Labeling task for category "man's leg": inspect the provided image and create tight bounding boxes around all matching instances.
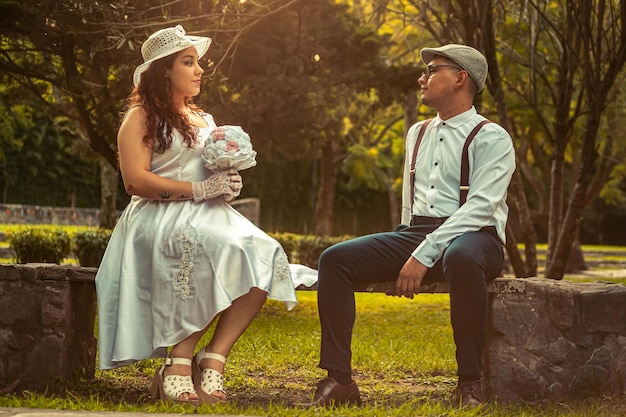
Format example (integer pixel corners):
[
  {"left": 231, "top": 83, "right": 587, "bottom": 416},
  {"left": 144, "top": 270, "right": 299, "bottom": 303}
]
[
  {"left": 307, "top": 223, "right": 438, "bottom": 407},
  {"left": 442, "top": 228, "right": 503, "bottom": 406}
]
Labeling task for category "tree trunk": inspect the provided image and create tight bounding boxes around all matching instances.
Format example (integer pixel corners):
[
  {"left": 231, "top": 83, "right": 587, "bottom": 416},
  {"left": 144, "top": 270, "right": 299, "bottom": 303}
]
[
  {"left": 566, "top": 238, "right": 587, "bottom": 273},
  {"left": 388, "top": 89, "right": 419, "bottom": 228},
  {"left": 509, "top": 170, "right": 538, "bottom": 276},
  {"left": 545, "top": 116, "right": 600, "bottom": 279},
  {"left": 545, "top": 146, "right": 565, "bottom": 272},
  {"left": 314, "top": 140, "right": 341, "bottom": 236},
  {"left": 99, "top": 158, "right": 118, "bottom": 230},
  {"left": 386, "top": 166, "right": 400, "bottom": 229},
  {"left": 482, "top": 2, "right": 537, "bottom": 277},
  {"left": 543, "top": 3, "right": 576, "bottom": 271},
  {"left": 504, "top": 223, "right": 525, "bottom": 277}
]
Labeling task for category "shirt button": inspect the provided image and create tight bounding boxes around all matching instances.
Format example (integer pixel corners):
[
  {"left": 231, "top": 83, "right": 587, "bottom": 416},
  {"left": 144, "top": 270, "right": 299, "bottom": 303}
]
[
  {"left": 430, "top": 205, "right": 434, "bottom": 208},
  {"left": 440, "top": 138, "right": 443, "bottom": 141},
  {"left": 434, "top": 162, "right": 438, "bottom": 166},
  {"left": 430, "top": 185, "right": 434, "bottom": 189}
]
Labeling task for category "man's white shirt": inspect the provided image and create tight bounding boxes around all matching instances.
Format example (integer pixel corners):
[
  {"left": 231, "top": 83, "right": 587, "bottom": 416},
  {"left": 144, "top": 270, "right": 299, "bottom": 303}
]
[{"left": 401, "top": 106, "right": 516, "bottom": 267}]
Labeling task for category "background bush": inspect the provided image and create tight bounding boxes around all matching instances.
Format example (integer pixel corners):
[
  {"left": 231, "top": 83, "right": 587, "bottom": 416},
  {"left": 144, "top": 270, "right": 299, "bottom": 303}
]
[
  {"left": 72, "top": 228, "right": 112, "bottom": 267},
  {"left": 270, "top": 232, "right": 352, "bottom": 269},
  {"left": 8, "top": 226, "right": 71, "bottom": 264},
  {"left": 4, "top": 226, "right": 348, "bottom": 269}
]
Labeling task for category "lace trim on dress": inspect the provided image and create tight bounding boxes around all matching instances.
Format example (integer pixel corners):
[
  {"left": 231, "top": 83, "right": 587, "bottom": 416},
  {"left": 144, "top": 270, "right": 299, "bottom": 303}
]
[
  {"left": 172, "top": 230, "right": 196, "bottom": 299},
  {"left": 273, "top": 250, "right": 291, "bottom": 282}
]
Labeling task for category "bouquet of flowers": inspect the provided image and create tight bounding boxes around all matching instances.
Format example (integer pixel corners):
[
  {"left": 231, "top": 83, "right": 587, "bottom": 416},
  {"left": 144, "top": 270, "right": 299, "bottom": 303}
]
[{"left": 202, "top": 125, "right": 257, "bottom": 171}]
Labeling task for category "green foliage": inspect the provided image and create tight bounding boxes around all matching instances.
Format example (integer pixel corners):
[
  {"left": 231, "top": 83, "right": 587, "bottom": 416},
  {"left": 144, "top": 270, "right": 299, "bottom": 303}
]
[
  {"left": 342, "top": 143, "right": 391, "bottom": 190},
  {"left": 7, "top": 226, "right": 70, "bottom": 264},
  {"left": 270, "top": 232, "right": 352, "bottom": 269},
  {"left": 0, "top": 93, "right": 102, "bottom": 207},
  {"left": 205, "top": 0, "right": 392, "bottom": 235},
  {"left": 71, "top": 228, "right": 112, "bottom": 267}
]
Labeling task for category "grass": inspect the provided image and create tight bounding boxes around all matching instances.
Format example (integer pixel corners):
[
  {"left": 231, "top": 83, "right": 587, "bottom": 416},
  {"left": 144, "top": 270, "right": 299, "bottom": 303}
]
[
  {"left": 1, "top": 292, "right": 625, "bottom": 416},
  {"left": 0, "top": 224, "right": 95, "bottom": 235},
  {"left": 0, "top": 225, "right": 625, "bottom": 415}
]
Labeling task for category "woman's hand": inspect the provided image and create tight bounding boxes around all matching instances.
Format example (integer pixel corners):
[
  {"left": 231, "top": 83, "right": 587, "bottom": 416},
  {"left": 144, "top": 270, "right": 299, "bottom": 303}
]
[{"left": 192, "top": 169, "right": 242, "bottom": 201}]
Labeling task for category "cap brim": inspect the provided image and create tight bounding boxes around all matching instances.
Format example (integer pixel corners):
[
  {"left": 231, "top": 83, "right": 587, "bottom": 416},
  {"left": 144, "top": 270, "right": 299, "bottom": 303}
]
[
  {"left": 133, "top": 37, "right": 212, "bottom": 87},
  {"left": 420, "top": 48, "right": 456, "bottom": 66}
]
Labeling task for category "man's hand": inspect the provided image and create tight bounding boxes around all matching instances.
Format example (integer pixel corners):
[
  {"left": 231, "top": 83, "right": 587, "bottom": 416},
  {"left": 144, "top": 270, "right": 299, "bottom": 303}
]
[{"left": 394, "top": 256, "right": 428, "bottom": 299}]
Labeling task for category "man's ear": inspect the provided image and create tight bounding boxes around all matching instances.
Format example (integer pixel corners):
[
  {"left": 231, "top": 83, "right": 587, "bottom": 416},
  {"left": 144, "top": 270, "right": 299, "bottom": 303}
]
[{"left": 457, "top": 70, "right": 469, "bottom": 87}]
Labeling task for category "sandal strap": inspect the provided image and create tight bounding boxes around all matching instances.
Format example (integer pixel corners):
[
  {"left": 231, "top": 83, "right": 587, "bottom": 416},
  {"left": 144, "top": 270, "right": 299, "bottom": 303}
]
[
  {"left": 196, "top": 351, "right": 226, "bottom": 364},
  {"left": 159, "top": 356, "right": 197, "bottom": 402},
  {"left": 162, "top": 356, "right": 193, "bottom": 371},
  {"left": 169, "top": 357, "right": 193, "bottom": 366}
]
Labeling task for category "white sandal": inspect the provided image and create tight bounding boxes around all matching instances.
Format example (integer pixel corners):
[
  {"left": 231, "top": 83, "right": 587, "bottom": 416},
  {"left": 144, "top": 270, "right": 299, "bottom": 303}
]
[
  {"left": 192, "top": 351, "right": 227, "bottom": 403},
  {"left": 150, "top": 357, "right": 199, "bottom": 404}
]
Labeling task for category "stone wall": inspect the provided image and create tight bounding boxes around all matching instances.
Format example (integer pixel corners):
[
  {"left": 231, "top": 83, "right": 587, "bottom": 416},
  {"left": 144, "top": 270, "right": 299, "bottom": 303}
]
[
  {"left": 0, "top": 204, "right": 101, "bottom": 226},
  {"left": 0, "top": 264, "right": 97, "bottom": 393},
  {"left": 0, "top": 265, "right": 624, "bottom": 402},
  {"left": 0, "top": 199, "right": 260, "bottom": 227},
  {"left": 486, "top": 277, "right": 626, "bottom": 402}
]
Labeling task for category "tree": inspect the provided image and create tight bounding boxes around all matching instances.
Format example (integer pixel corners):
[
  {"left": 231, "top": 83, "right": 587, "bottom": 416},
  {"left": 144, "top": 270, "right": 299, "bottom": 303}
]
[
  {"left": 346, "top": 0, "right": 537, "bottom": 277},
  {"left": 490, "top": 0, "right": 626, "bottom": 279},
  {"left": 536, "top": 0, "right": 626, "bottom": 279},
  {"left": 349, "top": 0, "right": 626, "bottom": 279},
  {"left": 204, "top": 0, "right": 388, "bottom": 235},
  {"left": 0, "top": 93, "right": 100, "bottom": 206},
  {"left": 0, "top": 0, "right": 303, "bottom": 227}
]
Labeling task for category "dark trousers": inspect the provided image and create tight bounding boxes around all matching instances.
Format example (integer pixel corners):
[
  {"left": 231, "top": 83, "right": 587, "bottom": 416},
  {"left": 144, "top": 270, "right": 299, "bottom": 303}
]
[{"left": 317, "top": 217, "right": 504, "bottom": 382}]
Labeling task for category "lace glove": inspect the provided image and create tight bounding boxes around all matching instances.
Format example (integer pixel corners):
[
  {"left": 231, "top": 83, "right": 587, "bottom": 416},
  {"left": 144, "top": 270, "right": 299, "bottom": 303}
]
[{"left": 191, "top": 169, "right": 243, "bottom": 202}]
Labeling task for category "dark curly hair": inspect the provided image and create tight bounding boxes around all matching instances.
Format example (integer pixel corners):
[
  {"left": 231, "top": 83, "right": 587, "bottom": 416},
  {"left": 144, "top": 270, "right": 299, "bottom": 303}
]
[{"left": 124, "top": 52, "right": 203, "bottom": 153}]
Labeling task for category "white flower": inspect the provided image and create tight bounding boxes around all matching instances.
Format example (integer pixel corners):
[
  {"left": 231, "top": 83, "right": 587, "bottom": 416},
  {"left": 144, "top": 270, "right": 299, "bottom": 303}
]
[{"left": 202, "top": 125, "right": 257, "bottom": 171}]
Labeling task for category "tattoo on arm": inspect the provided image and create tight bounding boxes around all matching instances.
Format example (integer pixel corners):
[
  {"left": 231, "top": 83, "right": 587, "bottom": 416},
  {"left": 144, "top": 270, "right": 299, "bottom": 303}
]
[
  {"left": 159, "top": 191, "right": 173, "bottom": 200},
  {"left": 177, "top": 194, "right": 191, "bottom": 200}
]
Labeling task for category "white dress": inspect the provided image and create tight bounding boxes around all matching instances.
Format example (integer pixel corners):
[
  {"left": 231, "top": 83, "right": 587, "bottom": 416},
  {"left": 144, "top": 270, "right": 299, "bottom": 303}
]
[{"left": 96, "top": 114, "right": 303, "bottom": 370}]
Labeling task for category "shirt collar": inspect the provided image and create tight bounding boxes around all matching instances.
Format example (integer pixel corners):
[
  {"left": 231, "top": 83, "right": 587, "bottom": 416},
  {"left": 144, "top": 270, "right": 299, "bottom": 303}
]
[{"left": 432, "top": 106, "right": 477, "bottom": 129}]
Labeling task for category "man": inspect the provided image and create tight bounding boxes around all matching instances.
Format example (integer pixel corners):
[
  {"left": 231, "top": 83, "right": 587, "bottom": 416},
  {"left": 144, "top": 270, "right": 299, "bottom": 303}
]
[{"left": 301, "top": 44, "right": 515, "bottom": 408}]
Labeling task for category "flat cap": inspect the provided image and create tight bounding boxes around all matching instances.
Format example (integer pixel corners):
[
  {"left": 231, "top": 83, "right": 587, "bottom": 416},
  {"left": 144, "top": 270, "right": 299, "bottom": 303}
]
[{"left": 420, "top": 44, "right": 488, "bottom": 92}]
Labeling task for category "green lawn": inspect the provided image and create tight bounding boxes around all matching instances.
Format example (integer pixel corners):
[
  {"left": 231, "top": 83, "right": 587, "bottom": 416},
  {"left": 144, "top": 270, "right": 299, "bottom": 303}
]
[
  {"left": 1, "top": 292, "right": 624, "bottom": 416},
  {"left": 1, "top": 225, "right": 625, "bottom": 415}
]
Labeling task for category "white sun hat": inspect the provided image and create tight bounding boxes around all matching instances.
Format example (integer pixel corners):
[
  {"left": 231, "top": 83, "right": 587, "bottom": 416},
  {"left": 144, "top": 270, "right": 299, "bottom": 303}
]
[{"left": 133, "top": 25, "right": 212, "bottom": 87}]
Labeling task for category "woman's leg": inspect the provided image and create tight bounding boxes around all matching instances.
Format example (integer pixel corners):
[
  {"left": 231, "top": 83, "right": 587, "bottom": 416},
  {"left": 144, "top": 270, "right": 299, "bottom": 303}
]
[
  {"left": 160, "top": 330, "right": 205, "bottom": 401},
  {"left": 196, "top": 287, "right": 268, "bottom": 399},
  {"left": 162, "top": 287, "right": 266, "bottom": 400}
]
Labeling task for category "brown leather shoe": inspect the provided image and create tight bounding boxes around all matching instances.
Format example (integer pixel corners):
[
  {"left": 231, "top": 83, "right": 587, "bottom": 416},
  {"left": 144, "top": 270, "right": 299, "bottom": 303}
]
[
  {"left": 453, "top": 380, "right": 484, "bottom": 407},
  {"left": 297, "top": 377, "right": 362, "bottom": 408}
]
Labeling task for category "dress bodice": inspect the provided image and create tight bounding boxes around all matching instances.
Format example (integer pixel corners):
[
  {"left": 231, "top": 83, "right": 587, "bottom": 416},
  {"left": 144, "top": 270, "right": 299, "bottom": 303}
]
[{"left": 150, "top": 114, "right": 217, "bottom": 183}]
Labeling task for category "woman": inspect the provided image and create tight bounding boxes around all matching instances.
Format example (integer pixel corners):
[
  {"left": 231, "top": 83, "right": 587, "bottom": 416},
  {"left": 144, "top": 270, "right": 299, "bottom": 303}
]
[{"left": 96, "top": 25, "right": 300, "bottom": 405}]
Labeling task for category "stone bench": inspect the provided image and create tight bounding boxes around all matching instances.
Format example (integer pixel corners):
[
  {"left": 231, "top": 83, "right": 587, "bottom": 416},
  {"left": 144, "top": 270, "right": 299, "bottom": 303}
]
[{"left": 0, "top": 263, "right": 624, "bottom": 403}]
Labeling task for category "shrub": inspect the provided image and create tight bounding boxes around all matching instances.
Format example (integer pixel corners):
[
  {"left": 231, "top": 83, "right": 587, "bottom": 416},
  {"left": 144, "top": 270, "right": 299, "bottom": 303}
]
[
  {"left": 8, "top": 226, "right": 71, "bottom": 264},
  {"left": 72, "top": 228, "right": 112, "bottom": 267},
  {"left": 270, "top": 232, "right": 352, "bottom": 269}
]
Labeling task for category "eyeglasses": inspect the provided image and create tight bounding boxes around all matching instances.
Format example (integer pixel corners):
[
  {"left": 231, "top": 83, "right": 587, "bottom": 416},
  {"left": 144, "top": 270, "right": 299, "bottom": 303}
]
[{"left": 421, "top": 64, "right": 463, "bottom": 79}]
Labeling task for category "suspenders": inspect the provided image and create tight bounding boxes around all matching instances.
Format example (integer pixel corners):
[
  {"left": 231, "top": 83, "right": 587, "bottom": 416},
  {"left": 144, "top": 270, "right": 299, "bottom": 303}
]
[{"left": 409, "top": 119, "right": 491, "bottom": 214}]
